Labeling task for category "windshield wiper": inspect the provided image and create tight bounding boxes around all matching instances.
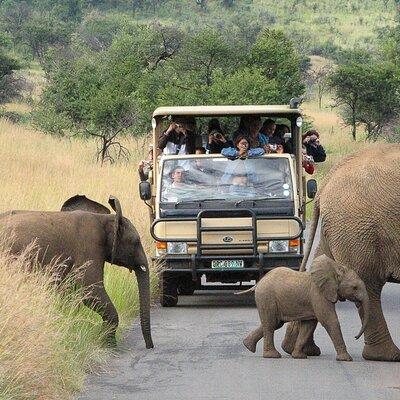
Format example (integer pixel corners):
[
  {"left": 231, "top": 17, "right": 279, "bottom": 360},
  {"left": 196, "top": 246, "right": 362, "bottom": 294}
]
[
  {"left": 172, "top": 198, "right": 225, "bottom": 207},
  {"left": 235, "top": 196, "right": 289, "bottom": 206}
]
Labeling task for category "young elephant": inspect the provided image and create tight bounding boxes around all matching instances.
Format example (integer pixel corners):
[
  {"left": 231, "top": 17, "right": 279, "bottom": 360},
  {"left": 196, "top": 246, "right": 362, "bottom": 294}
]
[{"left": 240, "top": 255, "right": 369, "bottom": 361}]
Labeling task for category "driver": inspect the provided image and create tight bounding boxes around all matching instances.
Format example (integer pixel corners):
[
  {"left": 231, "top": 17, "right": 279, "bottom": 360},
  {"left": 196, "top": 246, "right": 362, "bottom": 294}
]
[
  {"left": 162, "top": 166, "right": 189, "bottom": 202},
  {"left": 229, "top": 174, "right": 255, "bottom": 197}
]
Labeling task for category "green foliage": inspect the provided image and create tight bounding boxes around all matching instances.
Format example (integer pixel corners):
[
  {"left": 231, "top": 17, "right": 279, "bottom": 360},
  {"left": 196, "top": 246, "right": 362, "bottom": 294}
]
[
  {"left": 329, "top": 61, "right": 400, "bottom": 141},
  {"left": 20, "top": 12, "right": 73, "bottom": 62},
  {"left": 172, "top": 29, "right": 234, "bottom": 87},
  {"left": 1, "top": 0, "right": 394, "bottom": 63},
  {"left": 379, "top": 23, "right": 400, "bottom": 66},
  {"left": 0, "top": 45, "right": 21, "bottom": 103},
  {"left": 209, "top": 67, "right": 279, "bottom": 105},
  {"left": 35, "top": 23, "right": 306, "bottom": 157},
  {"left": 250, "top": 28, "right": 305, "bottom": 102}
]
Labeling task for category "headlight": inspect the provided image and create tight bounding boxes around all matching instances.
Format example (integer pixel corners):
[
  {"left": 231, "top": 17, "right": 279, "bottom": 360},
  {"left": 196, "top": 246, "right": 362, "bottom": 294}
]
[
  {"left": 167, "top": 242, "right": 188, "bottom": 254},
  {"left": 269, "top": 240, "right": 289, "bottom": 253}
]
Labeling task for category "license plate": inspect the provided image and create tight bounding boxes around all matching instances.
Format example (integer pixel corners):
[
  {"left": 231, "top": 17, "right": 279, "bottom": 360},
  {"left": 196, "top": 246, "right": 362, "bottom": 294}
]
[{"left": 211, "top": 260, "right": 244, "bottom": 269}]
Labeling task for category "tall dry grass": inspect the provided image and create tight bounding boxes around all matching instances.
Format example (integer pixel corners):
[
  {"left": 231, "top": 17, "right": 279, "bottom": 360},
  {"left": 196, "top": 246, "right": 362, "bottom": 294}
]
[
  {"left": 0, "top": 241, "right": 109, "bottom": 400},
  {"left": 0, "top": 118, "right": 155, "bottom": 398}
]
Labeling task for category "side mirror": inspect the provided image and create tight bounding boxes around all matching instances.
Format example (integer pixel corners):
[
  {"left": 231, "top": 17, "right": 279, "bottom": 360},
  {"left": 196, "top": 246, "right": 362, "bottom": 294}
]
[
  {"left": 307, "top": 179, "right": 317, "bottom": 199},
  {"left": 139, "top": 181, "right": 151, "bottom": 201}
]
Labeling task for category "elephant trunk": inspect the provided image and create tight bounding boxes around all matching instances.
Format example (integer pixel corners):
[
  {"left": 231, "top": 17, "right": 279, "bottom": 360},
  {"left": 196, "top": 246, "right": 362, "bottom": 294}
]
[
  {"left": 354, "top": 294, "right": 370, "bottom": 340},
  {"left": 134, "top": 267, "right": 154, "bottom": 349}
]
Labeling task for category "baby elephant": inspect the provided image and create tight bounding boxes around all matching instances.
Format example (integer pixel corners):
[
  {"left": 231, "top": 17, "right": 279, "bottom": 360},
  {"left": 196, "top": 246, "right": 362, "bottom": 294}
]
[{"left": 239, "top": 255, "right": 369, "bottom": 361}]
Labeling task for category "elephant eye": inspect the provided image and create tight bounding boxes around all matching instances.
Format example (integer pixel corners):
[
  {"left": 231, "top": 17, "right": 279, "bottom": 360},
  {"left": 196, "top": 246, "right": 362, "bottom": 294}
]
[{"left": 352, "top": 285, "right": 358, "bottom": 290}]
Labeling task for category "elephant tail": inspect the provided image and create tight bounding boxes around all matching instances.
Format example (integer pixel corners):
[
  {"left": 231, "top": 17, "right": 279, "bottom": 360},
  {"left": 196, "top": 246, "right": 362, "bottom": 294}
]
[
  {"left": 234, "top": 286, "right": 256, "bottom": 295},
  {"left": 300, "top": 195, "right": 320, "bottom": 272}
]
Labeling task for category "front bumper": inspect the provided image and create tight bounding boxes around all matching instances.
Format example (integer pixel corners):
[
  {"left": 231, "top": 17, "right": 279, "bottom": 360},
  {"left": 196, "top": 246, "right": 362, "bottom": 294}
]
[{"left": 152, "top": 253, "right": 303, "bottom": 280}]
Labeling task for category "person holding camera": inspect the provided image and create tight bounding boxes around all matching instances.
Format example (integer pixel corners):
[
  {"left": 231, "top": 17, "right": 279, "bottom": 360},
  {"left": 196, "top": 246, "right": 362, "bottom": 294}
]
[
  {"left": 206, "top": 118, "right": 233, "bottom": 153},
  {"left": 157, "top": 116, "right": 201, "bottom": 155},
  {"left": 302, "top": 130, "right": 326, "bottom": 163},
  {"left": 221, "top": 135, "right": 265, "bottom": 159}
]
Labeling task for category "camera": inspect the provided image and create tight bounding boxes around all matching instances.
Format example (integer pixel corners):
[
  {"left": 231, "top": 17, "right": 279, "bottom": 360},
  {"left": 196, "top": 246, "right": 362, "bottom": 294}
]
[
  {"left": 268, "top": 144, "right": 278, "bottom": 153},
  {"left": 303, "top": 154, "right": 314, "bottom": 163},
  {"left": 212, "top": 132, "right": 223, "bottom": 140}
]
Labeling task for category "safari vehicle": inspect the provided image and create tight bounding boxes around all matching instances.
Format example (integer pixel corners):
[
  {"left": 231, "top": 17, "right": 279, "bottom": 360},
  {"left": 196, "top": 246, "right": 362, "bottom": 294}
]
[{"left": 139, "top": 101, "right": 317, "bottom": 306}]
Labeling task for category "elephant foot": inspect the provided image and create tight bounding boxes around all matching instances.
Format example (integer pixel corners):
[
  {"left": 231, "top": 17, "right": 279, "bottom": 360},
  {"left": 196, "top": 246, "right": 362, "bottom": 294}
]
[
  {"left": 303, "top": 341, "right": 321, "bottom": 356},
  {"left": 292, "top": 351, "right": 307, "bottom": 359},
  {"left": 362, "top": 342, "right": 400, "bottom": 362},
  {"left": 336, "top": 352, "right": 352, "bottom": 362},
  {"left": 243, "top": 337, "right": 257, "bottom": 353},
  {"left": 263, "top": 350, "right": 282, "bottom": 358}
]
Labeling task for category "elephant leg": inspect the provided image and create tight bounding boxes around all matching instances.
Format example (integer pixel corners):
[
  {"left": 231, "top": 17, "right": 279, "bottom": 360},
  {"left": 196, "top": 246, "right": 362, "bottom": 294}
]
[
  {"left": 243, "top": 325, "right": 263, "bottom": 353},
  {"left": 281, "top": 321, "right": 299, "bottom": 354},
  {"left": 262, "top": 325, "right": 281, "bottom": 358},
  {"left": 360, "top": 282, "right": 400, "bottom": 361},
  {"left": 318, "top": 310, "right": 352, "bottom": 361},
  {"left": 292, "top": 319, "right": 318, "bottom": 359},
  {"left": 83, "top": 282, "right": 119, "bottom": 346},
  {"left": 282, "top": 319, "right": 320, "bottom": 357}
]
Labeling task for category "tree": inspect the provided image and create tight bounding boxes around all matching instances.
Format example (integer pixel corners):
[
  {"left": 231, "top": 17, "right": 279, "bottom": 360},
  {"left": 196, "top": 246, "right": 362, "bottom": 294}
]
[
  {"left": 19, "top": 12, "right": 72, "bottom": 63},
  {"left": 0, "top": 46, "right": 21, "bottom": 103},
  {"left": 329, "top": 62, "right": 400, "bottom": 141},
  {"left": 36, "top": 25, "right": 181, "bottom": 162},
  {"left": 250, "top": 29, "right": 305, "bottom": 103},
  {"left": 209, "top": 67, "right": 279, "bottom": 105},
  {"left": 354, "top": 64, "right": 400, "bottom": 140},
  {"left": 172, "top": 29, "right": 233, "bottom": 87},
  {"left": 307, "top": 64, "right": 331, "bottom": 109}
]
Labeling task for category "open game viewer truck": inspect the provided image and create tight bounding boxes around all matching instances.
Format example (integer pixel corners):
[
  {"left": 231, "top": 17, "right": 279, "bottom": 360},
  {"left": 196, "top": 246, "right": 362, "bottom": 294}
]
[{"left": 139, "top": 102, "right": 317, "bottom": 306}]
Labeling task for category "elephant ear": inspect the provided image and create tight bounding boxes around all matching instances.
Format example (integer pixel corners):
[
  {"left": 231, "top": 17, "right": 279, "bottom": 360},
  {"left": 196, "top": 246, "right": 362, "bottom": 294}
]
[
  {"left": 310, "top": 255, "right": 339, "bottom": 303},
  {"left": 61, "top": 195, "right": 110, "bottom": 214},
  {"left": 108, "top": 196, "right": 123, "bottom": 264}
]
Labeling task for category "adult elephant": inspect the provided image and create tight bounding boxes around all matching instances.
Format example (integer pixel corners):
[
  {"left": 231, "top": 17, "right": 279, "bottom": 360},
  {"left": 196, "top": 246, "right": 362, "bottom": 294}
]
[
  {"left": 0, "top": 195, "right": 154, "bottom": 349},
  {"left": 283, "top": 144, "right": 400, "bottom": 361}
]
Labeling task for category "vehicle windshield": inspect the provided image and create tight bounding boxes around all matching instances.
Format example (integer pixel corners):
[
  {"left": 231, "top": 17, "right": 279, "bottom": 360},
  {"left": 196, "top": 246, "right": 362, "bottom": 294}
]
[{"left": 160, "top": 156, "right": 293, "bottom": 203}]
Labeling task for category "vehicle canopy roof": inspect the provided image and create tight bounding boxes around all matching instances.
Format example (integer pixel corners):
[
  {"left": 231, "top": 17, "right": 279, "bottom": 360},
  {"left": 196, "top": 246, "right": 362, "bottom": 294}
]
[{"left": 152, "top": 105, "right": 302, "bottom": 119}]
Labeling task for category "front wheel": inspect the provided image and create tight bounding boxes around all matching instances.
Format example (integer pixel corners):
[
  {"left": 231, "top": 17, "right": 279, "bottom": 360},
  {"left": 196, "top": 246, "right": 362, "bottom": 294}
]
[
  {"left": 178, "top": 278, "right": 196, "bottom": 296},
  {"left": 159, "top": 273, "right": 178, "bottom": 307}
]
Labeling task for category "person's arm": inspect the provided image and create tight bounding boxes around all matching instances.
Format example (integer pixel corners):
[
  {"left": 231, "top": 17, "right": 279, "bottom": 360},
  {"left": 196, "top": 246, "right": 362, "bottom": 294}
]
[
  {"left": 157, "top": 131, "right": 169, "bottom": 150},
  {"left": 158, "top": 123, "right": 176, "bottom": 150},
  {"left": 221, "top": 147, "right": 239, "bottom": 158},
  {"left": 138, "top": 161, "right": 149, "bottom": 182},
  {"left": 248, "top": 147, "right": 265, "bottom": 157}
]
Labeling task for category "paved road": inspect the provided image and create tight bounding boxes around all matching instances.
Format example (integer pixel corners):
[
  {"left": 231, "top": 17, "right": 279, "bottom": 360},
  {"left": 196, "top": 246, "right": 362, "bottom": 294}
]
[{"left": 79, "top": 230, "right": 400, "bottom": 400}]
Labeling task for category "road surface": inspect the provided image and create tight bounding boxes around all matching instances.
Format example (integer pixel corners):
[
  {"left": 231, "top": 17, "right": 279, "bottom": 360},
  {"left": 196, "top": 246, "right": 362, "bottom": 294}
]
[{"left": 79, "top": 229, "right": 400, "bottom": 400}]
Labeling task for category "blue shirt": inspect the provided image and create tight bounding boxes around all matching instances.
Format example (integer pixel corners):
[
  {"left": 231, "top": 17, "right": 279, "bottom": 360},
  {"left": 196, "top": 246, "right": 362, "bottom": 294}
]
[
  {"left": 221, "top": 147, "right": 265, "bottom": 158},
  {"left": 257, "top": 133, "right": 269, "bottom": 146}
]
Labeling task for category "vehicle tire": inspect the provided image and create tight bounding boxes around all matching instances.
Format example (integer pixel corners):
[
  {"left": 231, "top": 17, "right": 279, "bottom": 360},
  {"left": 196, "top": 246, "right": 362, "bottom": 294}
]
[
  {"left": 159, "top": 273, "right": 178, "bottom": 307},
  {"left": 178, "top": 281, "right": 196, "bottom": 296}
]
